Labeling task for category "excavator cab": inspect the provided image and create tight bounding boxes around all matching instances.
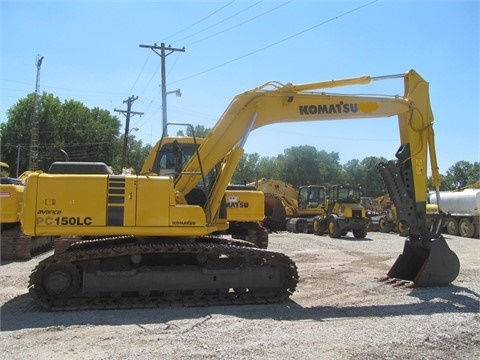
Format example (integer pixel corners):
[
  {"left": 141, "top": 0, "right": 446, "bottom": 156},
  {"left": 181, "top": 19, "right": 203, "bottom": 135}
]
[
  {"left": 298, "top": 185, "right": 326, "bottom": 212},
  {"left": 143, "top": 125, "right": 212, "bottom": 207},
  {"left": 150, "top": 139, "right": 197, "bottom": 178}
]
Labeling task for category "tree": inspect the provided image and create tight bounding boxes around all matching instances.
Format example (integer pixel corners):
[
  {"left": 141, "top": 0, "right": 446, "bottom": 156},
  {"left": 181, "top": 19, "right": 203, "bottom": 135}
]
[
  {"left": 278, "top": 146, "right": 315, "bottom": 187},
  {"left": 360, "top": 156, "right": 388, "bottom": 196},
  {"left": 255, "top": 156, "right": 280, "bottom": 180},
  {"left": 314, "top": 150, "right": 343, "bottom": 184},
  {"left": 231, "top": 152, "right": 260, "bottom": 184},
  {"left": 54, "top": 101, "right": 120, "bottom": 166},
  {"left": 119, "top": 137, "right": 152, "bottom": 174},
  {"left": 2, "top": 92, "right": 475, "bottom": 193},
  {"left": 0, "top": 93, "right": 121, "bottom": 173},
  {"left": 443, "top": 161, "right": 480, "bottom": 190},
  {"left": 342, "top": 156, "right": 389, "bottom": 196},
  {"left": 278, "top": 145, "right": 342, "bottom": 188},
  {"left": 428, "top": 173, "right": 450, "bottom": 191},
  {"left": 342, "top": 159, "right": 362, "bottom": 185},
  {"left": 1, "top": 92, "right": 63, "bottom": 173},
  {"left": 176, "top": 124, "right": 210, "bottom": 138}
]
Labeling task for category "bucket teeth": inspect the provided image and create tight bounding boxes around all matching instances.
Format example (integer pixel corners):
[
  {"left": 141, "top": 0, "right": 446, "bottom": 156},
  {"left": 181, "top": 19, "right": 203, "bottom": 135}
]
[
  {"left": 391, "top": 279, "right": 413, "bottom": 288},
  {"left": 377, "top": 276, "right": 414, "bottom": 288}
]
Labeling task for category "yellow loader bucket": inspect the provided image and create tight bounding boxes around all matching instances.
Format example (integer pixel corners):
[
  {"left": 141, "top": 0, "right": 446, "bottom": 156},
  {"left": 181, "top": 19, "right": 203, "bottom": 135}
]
[{"left": 387, "top": 235, "right": 460, "bottom": 287}]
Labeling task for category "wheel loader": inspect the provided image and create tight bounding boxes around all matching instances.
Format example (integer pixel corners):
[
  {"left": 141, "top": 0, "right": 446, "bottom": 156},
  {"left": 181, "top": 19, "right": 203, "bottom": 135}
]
[
  {"left": 21, "top": 69, "right": 460, "bottom": 310},
  {"left": 289, "top": 184, "right": 369, "bottom": 238},
  {"left": 323, "top": 184, "right": 369, "bottom": 238},
  {"left": 245, "top": 179, "right": 330, "bottom": 234},
  {"left": 250, "top": 180, "right": 368, "bottom": 238},
  {"left": 360, "top": 196, "right": 382, "bottom": 231},
  {"left": 285, "top": 184, "right": 328, "bottom": 234},
  {"left": 376, "top": 194, "right": 441, "bottom": 237}
]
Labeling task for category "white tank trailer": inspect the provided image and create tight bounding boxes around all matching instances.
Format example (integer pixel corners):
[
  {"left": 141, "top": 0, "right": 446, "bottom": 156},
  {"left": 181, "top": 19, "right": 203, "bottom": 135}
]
[{"left": 429, "top": 189, "right": 480, "bottom": 238}]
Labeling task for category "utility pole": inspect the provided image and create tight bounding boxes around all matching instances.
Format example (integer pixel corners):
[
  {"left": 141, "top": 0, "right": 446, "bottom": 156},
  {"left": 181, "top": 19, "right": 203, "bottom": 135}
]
[
  {"left": 114, "top": 96, "right": 143, "bottom": 170},
  {"left": 139, "top": 43, "right": 185, "bottom": 135},
  {"left": 29, "top": 54, "right": 44, "bottom": 171},
  {"left": 16, "top": 145, "right": 21, "bottom": 178}
]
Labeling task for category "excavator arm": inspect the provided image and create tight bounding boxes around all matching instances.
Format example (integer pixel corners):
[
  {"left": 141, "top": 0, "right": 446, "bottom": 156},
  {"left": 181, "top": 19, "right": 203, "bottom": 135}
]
[{"left": 176, "top": 69, "right": 459, "bottom": 286}]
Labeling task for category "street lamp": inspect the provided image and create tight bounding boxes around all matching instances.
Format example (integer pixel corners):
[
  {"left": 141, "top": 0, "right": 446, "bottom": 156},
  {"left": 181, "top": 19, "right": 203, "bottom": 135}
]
[
  {"left": 163, "top": 89, "right": 182, "bottom": 135},
  {"left": 166, "top": 89, "right": 182, "bottom": 97}
]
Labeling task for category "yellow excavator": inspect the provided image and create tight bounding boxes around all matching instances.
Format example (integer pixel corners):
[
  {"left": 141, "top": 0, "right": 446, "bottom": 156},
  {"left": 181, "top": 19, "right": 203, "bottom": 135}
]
[
  {"left": 0, "top": 162, "right": 54, "bottom": 259},
  {"left": 22, "top": 69, "right": 460, "bottom": 310},
  {"left": 247, "top": 178, "right": 300, "bottom": 231}
]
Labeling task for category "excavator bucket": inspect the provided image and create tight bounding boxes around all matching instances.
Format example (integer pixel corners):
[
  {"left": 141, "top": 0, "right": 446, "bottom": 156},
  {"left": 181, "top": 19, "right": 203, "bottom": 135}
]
[{"left": 387, "top": 236, "right": 460, "bottom": 287}]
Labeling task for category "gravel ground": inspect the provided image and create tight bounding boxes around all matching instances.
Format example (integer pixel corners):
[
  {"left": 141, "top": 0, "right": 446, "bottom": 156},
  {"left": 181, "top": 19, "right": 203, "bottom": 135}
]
[{"left": 0, "top": 231, "right": 479, "bottom": 360}]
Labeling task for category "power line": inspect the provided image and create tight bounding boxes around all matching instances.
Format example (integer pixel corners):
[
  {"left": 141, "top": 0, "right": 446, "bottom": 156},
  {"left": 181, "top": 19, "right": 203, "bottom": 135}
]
[
  {"left": 2, "top": 1, "right": 288, "bottom": 123},
  {"left": 170, "top": 0, "right": 379, "bottom": 84},
  {"left": 130, "top": 0, "right": 373, "bottom": 135},
  {"left": 1, "top": 78, "right": 126, "bottom": 97},
  {"left": 4, "top": 141, "right": 118, "bottom": 149},
  {"left": 185, "top": 1, "right": 292, "bottom": 47},
  {"left": 173, "top": 0, "right": 265, "bottom": 45},
  {"left": 128, "top": 51, "right": 152, "bottom": 95},
  {"left": 159, "top": 0, "right": 237, "bottom": 43},
  {"left": 132, "top": 0, "right": 378, "bottom": 142}
]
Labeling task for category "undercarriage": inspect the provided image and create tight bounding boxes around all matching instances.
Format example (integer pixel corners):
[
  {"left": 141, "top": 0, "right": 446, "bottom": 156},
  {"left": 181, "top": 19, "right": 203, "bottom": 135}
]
[
  {"left": 28, "top": 236, "right": 298, "bottom": 311},
  {"left": 226, "top": 221, "right": 269, "bottom": 249}
]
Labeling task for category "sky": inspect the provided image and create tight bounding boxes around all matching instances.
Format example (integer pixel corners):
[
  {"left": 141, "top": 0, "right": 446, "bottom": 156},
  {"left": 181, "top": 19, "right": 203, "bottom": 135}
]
[{"left": 1, "top": 0, "right": 479, "bottom": 175}]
